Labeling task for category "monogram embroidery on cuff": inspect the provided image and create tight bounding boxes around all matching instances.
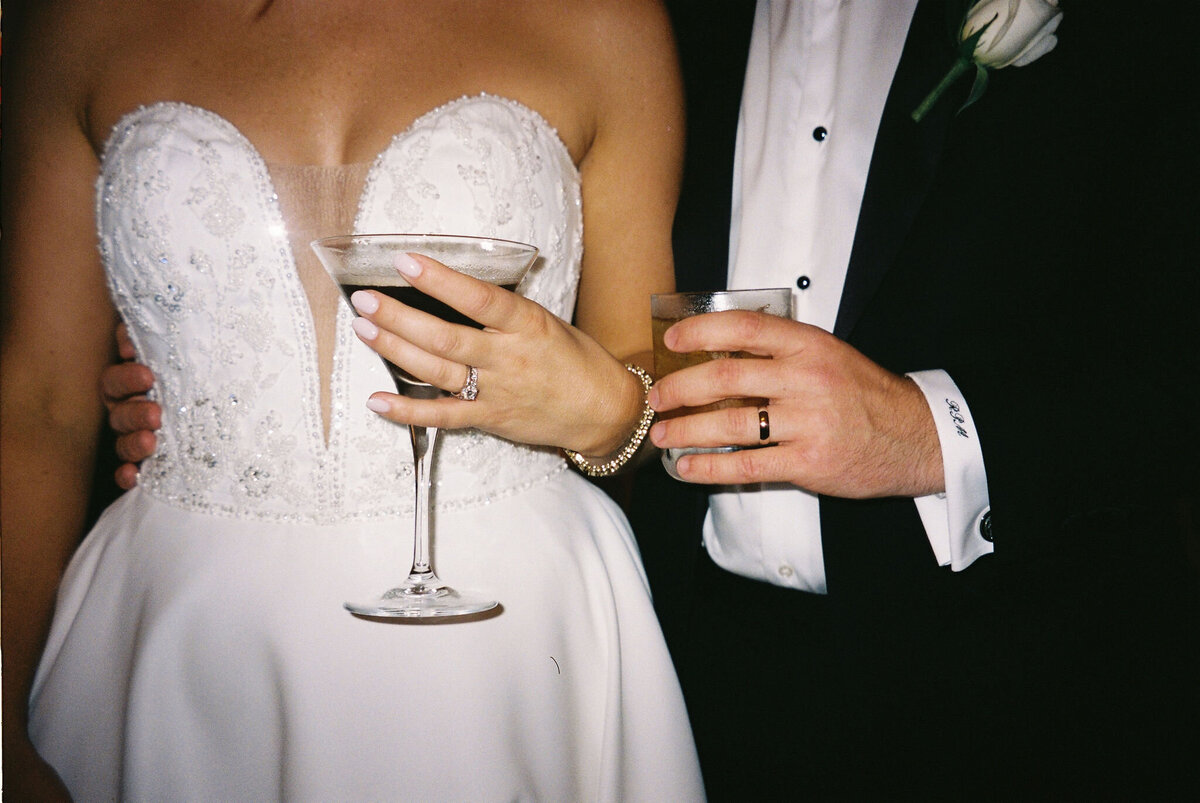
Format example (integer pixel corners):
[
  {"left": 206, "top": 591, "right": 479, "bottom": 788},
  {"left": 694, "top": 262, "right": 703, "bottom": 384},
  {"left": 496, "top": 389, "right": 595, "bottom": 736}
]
[{"left": 945, "top": 398, "right": 970, "bottom": 438}]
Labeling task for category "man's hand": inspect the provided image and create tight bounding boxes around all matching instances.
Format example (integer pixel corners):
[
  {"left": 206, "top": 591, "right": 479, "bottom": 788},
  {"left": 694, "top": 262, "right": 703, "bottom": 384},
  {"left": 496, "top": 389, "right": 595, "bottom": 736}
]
[
  {"left": 647, "top": 310, "right": 944, "bottom": 499},
  {"left": 101, "top": 323, "right": 160, "bottom": 489}
]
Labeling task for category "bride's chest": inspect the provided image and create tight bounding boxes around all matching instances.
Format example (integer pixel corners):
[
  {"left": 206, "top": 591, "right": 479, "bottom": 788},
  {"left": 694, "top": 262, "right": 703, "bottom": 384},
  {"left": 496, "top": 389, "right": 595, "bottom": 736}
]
[
  {"left": 84, "top": 7, "right": 593, "bottom": 166},
  {"left": 98, "top": 98, "right": 583, "bottom": 332},
  {"left": 97, "top": 100, "right": 581, "bottom": 522}
]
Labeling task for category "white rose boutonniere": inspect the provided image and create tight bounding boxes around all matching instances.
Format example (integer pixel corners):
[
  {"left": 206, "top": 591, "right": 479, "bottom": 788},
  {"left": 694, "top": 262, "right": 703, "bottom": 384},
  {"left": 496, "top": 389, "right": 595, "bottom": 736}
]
[{"left": 912, "top": 0, "right": 1063, "bottom": 122}]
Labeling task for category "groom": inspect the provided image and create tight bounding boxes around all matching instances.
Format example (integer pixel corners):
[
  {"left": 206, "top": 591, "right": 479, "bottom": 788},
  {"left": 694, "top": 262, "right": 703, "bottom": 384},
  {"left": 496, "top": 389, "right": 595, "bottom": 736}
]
[{"left": 635, "top": 0, "right": 1199, "bottom": 799}]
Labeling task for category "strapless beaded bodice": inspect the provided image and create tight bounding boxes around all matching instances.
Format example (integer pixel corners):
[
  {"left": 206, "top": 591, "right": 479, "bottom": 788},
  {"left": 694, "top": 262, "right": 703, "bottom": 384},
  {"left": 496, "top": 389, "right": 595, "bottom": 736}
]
[{"left": 97, "top": 97, "right": 582, "bottom": 523}]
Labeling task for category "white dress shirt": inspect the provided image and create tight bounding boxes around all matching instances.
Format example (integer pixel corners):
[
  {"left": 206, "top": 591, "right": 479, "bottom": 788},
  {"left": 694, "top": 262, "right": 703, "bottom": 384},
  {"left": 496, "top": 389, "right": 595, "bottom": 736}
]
[{"left": 704, "top": 0, "right": 994, "bottom": 593}]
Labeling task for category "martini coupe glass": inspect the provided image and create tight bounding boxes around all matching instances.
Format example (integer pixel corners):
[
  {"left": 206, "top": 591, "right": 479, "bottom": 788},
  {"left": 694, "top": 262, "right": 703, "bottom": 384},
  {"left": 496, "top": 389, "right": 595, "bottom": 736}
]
[{"left": 311, "top": 233, "right": 538, "bottom": 618}]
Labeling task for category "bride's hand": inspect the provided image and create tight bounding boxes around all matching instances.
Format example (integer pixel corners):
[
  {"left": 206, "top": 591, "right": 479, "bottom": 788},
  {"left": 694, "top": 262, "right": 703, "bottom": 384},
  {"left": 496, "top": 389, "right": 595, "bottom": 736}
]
[{"left": 348, "top": 253, "right": 646, "bottom": 457}]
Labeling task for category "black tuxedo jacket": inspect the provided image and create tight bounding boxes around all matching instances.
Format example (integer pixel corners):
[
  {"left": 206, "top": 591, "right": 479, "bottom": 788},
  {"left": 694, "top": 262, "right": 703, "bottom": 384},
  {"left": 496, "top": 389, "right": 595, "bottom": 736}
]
[{"left": 647, "top": 0, "right": 1199, "bottom": 793}]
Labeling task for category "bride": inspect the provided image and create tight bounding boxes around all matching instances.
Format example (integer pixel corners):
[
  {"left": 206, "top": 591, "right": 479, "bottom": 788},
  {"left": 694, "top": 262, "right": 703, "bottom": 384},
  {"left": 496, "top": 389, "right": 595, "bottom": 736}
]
[{"left": 0, "top": 1, "right": 703, "bottom": 800}]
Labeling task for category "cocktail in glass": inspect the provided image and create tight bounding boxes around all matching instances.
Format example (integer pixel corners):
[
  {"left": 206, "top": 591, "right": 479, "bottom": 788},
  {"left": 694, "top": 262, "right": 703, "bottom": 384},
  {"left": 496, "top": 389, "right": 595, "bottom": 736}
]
[
  {"left": 651, "top": 288, "right": 793, "bottom": 480},
  {"left": 312, "top": 233, "right": 538, "bottom": 618}
]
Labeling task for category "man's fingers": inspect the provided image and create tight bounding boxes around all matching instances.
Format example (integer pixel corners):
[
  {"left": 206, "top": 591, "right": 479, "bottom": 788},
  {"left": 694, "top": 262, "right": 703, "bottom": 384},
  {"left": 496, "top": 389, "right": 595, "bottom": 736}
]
[
  {"left": 666, "top": 309, "right": 808, "bottom": 356},
  {"left": 109, "top": 399, "right": 161, "bottom": 437},
  {"left": 114, "top": 462, "right": 141, "bottom": 491},
  {"left": 651, "top": 403, "right": 769, "bottom": 450},
  {"left": 114, "top": 430, "right": 157, "bottom": 464},
  {"left": 101, "top": 361, "right": 155, "bottom": 405},
  {"left": 115, "top": 322, "right": 137, "bottom": 360},
  {"left": 650, "top": 354, "right": 777, "bottom": 415},
  {"left": 673, "top": 441, "right": 788, "bottom": 486}
]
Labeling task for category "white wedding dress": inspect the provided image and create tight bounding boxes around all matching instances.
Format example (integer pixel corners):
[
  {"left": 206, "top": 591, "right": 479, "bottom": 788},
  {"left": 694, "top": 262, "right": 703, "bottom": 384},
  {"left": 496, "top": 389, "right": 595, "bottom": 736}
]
[{"left": 30, "top": 96, "right": 704, "bottom": 802}]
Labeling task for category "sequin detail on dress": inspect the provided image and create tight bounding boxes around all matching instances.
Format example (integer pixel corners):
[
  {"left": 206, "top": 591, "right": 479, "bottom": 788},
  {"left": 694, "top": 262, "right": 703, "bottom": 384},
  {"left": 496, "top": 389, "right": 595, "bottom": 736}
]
[{"left": 97, "top": 97, "right": 582, "bottom": 524}]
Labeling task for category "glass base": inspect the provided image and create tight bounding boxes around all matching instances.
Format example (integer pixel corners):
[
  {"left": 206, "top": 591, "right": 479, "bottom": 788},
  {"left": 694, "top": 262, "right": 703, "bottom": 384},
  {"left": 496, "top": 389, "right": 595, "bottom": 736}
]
[{"left": 344, "top": 580, "right": 498, "bottom": 619}]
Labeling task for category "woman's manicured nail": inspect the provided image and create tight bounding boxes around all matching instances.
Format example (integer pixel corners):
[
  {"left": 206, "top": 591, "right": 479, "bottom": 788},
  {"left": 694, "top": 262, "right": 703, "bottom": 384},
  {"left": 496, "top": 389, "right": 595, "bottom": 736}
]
[
  {"left": 352, "top": 317, "right": 379, "bottom": 341},
  {"left": 365, "top": 397, "right": 390, "bottom": 414},
  {"left": 395, "top": 253, "right": 423, "bottom": 278},
  {"left": 350, "top": 291, "right": 379, "bottom": 314}
]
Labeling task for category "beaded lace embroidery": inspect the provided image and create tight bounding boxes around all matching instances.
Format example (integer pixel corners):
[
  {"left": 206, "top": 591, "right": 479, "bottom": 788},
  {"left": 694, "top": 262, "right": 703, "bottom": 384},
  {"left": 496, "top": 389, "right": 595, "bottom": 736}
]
[{"left": 97, "top": 97, "right": 582, "bottom": 523}]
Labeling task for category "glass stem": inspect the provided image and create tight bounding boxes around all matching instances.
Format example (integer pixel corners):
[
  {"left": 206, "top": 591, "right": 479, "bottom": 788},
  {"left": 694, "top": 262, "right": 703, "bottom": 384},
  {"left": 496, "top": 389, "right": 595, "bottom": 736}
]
[{"left": 408, "top": 424, "right": 439, "bottom": 583}]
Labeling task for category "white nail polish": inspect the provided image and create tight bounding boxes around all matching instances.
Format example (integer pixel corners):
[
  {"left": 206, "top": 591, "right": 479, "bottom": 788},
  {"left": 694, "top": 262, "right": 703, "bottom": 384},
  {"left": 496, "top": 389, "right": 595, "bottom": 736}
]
[
  {"left": 350, "top": 291, "right": 379, "bottom": 314},
  {"left": 395, "top": 253, "right": 422, "bottom": 278},
  {"left": 366, "top": 397, "right": 390, "bottom": 414},
  {"left": 352, "top": 317, "right": 378, "bottom": 340}
]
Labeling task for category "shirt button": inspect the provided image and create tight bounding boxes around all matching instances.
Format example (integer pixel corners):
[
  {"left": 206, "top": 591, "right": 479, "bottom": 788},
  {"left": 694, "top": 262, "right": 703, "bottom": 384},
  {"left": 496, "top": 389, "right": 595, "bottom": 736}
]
[
  {"left": 979, "top": 511, "right": 994, "bottom": 542},
  {"left": 796, "top": 275, "right": 811, "bottom": 290},
  {"left": 778, "top": 565, "right": 794, "bottom": 578},
  {"left": 812, "top": 126, "right": 828, "bottom": 142}
]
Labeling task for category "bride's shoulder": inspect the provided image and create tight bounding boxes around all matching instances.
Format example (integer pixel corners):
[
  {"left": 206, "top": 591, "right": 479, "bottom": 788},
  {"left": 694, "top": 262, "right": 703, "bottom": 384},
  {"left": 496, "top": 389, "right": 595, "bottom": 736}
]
[
  {"left": 3, "top": 2, "right": 117, "bottom": 129},
  {"left": 554, "top": 0, "right": 673, "bottom": 27},
  {"left": 5, "top": 0, "right": 140, "bottom": 127},
  {"left": 6, "top": 0, "right": 127, "bottom": 67},
  {"left": 521, "top": 0, "right": 674, "bottom": 62},
  {"left": 533, "top": 0, "right": 679, "bottom": 101},
  {"left": 546, "top": 0, "right": 676, "bottom": 54}
]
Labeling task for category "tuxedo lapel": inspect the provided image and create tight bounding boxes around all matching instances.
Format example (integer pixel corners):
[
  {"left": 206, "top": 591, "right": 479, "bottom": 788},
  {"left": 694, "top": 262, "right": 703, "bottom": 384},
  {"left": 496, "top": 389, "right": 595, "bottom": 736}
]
[{"left": 833, "top": 0, "right": 958, "bottom": 340}]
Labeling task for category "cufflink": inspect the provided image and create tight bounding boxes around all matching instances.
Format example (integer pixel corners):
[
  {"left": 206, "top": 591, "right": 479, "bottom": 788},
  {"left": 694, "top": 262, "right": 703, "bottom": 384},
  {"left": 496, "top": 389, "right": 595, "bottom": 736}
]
[{"left": 979, "top": 511, "right": 993, "bottom": 542}]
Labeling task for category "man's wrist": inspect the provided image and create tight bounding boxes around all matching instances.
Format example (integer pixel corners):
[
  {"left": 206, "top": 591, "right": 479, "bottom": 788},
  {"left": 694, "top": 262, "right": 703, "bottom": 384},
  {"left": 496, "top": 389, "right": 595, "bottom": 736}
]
[
  {"left": 907, "top": 369, "right": 994, "bottom": 569},
  {"left": 896, "top": 375, "right": 946, "bottom": 496}
]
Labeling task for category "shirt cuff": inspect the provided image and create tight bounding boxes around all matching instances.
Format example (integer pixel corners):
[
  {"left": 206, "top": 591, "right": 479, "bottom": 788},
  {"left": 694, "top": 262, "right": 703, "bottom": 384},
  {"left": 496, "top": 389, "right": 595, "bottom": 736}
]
[{"left": 907, "top": 370, "right": 994, "bottom": 570}]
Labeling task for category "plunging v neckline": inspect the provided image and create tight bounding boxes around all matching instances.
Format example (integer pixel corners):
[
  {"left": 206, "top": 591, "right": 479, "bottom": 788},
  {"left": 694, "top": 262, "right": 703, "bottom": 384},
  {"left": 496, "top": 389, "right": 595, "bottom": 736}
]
[{"left": 99, "top": 96, "right": 576, "bottom": 450}]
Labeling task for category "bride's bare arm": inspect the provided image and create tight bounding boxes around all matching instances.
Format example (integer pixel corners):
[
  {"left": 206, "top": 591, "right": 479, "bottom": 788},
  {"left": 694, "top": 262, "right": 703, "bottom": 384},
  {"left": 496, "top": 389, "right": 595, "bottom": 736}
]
[
  {"left": 568, "top": 0, "right": 683, "bottom": 454},
  {"left": 1, "top": 5, "right": 115, "bottom": 797}
]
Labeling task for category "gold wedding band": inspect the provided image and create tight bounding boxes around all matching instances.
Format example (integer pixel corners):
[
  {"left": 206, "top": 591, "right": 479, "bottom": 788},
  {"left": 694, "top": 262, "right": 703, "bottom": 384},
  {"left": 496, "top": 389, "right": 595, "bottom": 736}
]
[{"left": 758, "top": 409, "right": 770, "bottom": 441}]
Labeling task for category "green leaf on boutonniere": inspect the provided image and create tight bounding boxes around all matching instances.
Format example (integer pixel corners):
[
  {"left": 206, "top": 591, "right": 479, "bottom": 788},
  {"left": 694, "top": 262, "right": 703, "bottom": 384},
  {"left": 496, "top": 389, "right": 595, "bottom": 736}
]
[
  {"left": 958, "top": 16, "right": 994, "bottom": 61},
  {"left": 911, "top": 15, "right": 995, "bottom": 123},
  {"left": 961, "top": 62, "right": 990, "bottom": 112}
]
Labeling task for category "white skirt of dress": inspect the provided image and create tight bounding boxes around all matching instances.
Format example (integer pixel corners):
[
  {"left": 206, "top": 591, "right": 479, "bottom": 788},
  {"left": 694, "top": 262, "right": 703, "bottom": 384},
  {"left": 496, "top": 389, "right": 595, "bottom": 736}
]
[{"left": 30, "top": 473, "right": 704, "bottom": 802}]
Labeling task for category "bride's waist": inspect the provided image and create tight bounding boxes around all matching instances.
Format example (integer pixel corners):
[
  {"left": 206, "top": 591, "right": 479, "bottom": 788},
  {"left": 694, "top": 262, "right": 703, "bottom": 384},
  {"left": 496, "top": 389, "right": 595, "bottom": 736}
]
[{"left": 137, "top": 430, "right": 568, "bottom": 525}]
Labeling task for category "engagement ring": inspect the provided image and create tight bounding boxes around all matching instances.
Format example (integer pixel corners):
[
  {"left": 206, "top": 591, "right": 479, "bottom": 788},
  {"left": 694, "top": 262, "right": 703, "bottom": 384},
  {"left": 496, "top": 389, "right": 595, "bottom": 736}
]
[{"left": 455, "top": 365, "right": 479, "bottom": 401}]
